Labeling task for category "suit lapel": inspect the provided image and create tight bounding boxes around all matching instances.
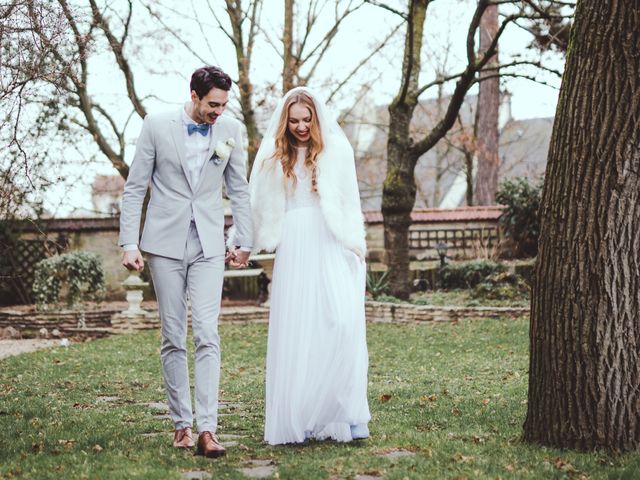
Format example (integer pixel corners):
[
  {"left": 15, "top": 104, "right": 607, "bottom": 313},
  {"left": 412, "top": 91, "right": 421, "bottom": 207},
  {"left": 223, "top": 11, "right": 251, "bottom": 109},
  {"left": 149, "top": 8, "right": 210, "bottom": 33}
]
[
  {"left": 194, "top": 123, "right": 220, "bottom": 193},
  {"left": 170, "top": 110, "right": 194, "bottom": 193},
  {"left": 206, "top": 123, "right": 220, "bottom": 163}
]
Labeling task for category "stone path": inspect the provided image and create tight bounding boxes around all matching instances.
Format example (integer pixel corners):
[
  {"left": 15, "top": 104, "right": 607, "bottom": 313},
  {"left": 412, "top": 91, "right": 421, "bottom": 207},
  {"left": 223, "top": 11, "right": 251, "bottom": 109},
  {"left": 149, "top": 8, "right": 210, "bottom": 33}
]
[
  {"left": 96, "top": 395, "right": 120, "bottom": 403},
  {"left": 182, "top": 471, "right": 211, "bottom": 479},
  {"left": 0, "top": 339, "right": 60, "bottom": 359},
  {"left": 238, "top": 459, "right": 277, "bottom": 479},
  {"left": 133, "top": 398, "right": 419, "bottom": 479}
]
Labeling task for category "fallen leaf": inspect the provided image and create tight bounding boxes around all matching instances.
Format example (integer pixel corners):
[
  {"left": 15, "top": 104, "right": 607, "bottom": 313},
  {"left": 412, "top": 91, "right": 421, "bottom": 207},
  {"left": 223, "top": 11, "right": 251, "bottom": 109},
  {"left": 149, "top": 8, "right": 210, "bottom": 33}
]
[
  {"left": 420, "top": 394, "right": 437, "bottom": 402},
  {"left": 58, "top": 439, "right": 75, "bottom": 449},
  {"left": 379, "top": 394, "right": 392, "bottom": 402},
  {"left": 451, "top": 452, "right": 474, "bottom": 464},
  {"left": 362, "top": 470, "right": 384, "bottom": 476},
  {"left": 554, "top": 457, "right": 578, "bottom": 473}
]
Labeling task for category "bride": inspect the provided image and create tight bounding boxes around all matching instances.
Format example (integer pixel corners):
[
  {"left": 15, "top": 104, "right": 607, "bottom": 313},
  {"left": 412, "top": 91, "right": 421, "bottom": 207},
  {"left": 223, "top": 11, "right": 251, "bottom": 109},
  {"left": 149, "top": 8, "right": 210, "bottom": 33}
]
[{"left": 243, "top": 86, "right": 370, "bottom": 445}]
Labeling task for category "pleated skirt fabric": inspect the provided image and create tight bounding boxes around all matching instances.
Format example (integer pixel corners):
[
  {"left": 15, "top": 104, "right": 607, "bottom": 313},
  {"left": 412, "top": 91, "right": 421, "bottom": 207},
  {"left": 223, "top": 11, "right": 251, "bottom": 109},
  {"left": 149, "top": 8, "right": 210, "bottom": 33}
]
[{"left": 264, "top": 205, "right": 371, "bottom": 445}]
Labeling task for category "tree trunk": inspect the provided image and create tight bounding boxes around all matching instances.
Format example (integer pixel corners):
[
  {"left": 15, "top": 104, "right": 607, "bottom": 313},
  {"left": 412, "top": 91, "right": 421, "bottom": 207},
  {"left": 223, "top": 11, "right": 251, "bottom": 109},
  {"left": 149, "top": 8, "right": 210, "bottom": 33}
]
[
  {"left": 382, "top": 105, "right": 417, "bottom": 299},
  {"left": 382, "top": 0, "right": 426, "bottom": 299},
  {"left": 241, "top": 83, "right": 262, "bottom": 175},
  {"left": 225, "top": 0, "right": 262, "bottom": 174},
  {"left": 474, "top": 3, "right": 499, "bottom": 205},
  {"left": 282, "top": 0, "right": 294, "bottom": 92},
  {"left": 523, "top": 0, "right": 640, "bottom": 452},
  {"left": 464, "top": 150, "right": 474, "bottom": 206}
]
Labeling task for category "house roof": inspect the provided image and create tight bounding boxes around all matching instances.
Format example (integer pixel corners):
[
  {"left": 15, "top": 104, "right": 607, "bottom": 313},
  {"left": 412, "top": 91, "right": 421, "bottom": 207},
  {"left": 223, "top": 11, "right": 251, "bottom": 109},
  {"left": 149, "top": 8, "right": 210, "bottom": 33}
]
[
  {"left": 91, "top": 174, "right": 125, "bottom": 195},
  {"left": 363, "top": 205, "right": 505, "bottom": 224},
  {"left": 342, "top": 92, "right": 552, "bottom": 210}
]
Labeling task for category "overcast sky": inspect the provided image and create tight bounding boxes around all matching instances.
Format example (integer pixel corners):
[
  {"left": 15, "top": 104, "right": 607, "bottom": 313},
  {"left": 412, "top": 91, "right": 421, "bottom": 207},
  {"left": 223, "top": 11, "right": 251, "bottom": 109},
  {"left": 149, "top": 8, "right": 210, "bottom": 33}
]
[{"left": 42, "top": 0, "right": 565, "bottom": 216}]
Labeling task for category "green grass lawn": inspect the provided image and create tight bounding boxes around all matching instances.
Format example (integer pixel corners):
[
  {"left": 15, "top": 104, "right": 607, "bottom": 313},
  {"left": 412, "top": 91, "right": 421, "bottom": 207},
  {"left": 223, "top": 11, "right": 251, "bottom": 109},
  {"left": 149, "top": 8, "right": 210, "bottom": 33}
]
[
  {"left": 408, "top": 290, "right": 530, "bottom": 307},
  {"left": 1, "top": 319, "right": 639, "bottom": 479}
]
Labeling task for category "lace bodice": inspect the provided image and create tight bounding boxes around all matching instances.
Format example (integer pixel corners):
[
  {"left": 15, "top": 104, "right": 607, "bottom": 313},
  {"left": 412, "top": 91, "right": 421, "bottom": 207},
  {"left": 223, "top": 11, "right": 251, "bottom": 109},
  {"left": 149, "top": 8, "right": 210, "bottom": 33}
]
[{"left": 285, "top": 148, "right": 320, "bottom": 211}]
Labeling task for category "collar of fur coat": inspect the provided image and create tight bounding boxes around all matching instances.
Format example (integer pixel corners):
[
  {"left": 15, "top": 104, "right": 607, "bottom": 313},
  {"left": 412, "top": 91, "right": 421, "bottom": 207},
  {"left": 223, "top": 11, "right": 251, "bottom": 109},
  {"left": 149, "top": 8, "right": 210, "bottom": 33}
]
[{"left": 228, "top": 135, "right": 366, "bottom": 258}]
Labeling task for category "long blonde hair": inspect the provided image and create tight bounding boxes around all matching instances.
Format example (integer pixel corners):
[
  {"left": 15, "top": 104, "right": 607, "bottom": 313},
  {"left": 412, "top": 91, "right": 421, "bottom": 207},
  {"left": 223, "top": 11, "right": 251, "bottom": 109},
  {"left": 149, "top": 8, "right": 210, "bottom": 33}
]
[{"left": 272, "top": 92, "right": 324, "bottom": 191}]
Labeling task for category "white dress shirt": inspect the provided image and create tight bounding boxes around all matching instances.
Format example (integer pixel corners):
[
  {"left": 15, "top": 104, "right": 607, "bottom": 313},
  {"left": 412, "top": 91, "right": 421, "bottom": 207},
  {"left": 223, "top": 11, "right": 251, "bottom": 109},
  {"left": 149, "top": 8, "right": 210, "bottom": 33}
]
[{"left": 181, "top": 107, "right": 211, "bottom": 189}]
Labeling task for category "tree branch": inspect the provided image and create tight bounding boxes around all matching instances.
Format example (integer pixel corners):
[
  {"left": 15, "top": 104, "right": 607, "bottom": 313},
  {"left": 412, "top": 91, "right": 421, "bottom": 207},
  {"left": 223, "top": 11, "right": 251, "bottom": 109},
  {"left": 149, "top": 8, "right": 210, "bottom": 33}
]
[
  {"left": 143, "top": 2, "right": 211, "bottom": 65},
  {"left": 89, "top": 0, "right": 146, "bottom": 119},
  {"left": 206, "top": 0, "right": 236, "bottom": 45},
  {"left": 326, "top": 21, "right": 402, "bottom": 103},
  {"left": 363, "top": 0, "right": 408, "bottom": 20}
]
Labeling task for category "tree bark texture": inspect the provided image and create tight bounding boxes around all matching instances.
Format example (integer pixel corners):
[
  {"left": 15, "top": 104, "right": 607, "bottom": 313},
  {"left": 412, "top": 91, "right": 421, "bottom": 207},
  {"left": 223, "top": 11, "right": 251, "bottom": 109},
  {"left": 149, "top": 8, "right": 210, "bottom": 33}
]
[
  {"left": 382, "top": 0, "right": 426, "bottom": 299},
  {"left": 473, "top": 3, "right": 499, "bottom": 205},
  {"left": 523, "top": 0, "right": 640, "bottom": 452}
]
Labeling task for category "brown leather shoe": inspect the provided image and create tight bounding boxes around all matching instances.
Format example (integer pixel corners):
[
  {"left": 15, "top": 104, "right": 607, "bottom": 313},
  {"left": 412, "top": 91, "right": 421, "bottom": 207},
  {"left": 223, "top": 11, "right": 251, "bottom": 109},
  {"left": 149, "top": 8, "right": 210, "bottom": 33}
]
[
  {"left": 196, "top": 431, "right": 226, "bottom": 458},
  {"left": 172, "top": 427, "right": 195, "bottom": 449}
]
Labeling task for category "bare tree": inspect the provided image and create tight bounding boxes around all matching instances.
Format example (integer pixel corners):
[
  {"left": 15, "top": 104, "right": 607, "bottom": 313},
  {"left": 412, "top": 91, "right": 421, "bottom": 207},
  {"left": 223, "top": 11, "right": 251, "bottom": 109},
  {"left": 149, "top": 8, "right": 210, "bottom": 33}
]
[
  {"left": 144, "top": 0, "right": 267, "bottom": 173},
  {"left": 368, "top": 0, "right": 570, "bottom": 298},
  {"left": 145, "top": 0, "right": 396, "bottom": 174},
  {"left": 2, "top": 1, "right": 154, "bottom": 181},
  {"left": 0, "top": 1, "right": 83, "bottom": 219},
  {"left": 280, "top": 0, "right": 365, "bottom": 92},
  {"left": 226, "top": 0, "right": 263, "bottom": 172},
  {"left": 1, "top": 1, "right": 71, "bottom": 163}
]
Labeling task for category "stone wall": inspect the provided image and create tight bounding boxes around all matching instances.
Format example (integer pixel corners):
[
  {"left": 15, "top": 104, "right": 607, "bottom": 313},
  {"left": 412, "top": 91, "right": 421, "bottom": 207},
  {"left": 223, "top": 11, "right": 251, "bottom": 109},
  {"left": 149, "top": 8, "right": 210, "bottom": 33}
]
[
  {"left": 365, "top": 301, "right": 528, "bottom": 323},
  {"left": 0, "top": 301, "right": 528, "bottom": 338},
  {"left": 0, "top": 307, "right": 119, "bottom": 338}
]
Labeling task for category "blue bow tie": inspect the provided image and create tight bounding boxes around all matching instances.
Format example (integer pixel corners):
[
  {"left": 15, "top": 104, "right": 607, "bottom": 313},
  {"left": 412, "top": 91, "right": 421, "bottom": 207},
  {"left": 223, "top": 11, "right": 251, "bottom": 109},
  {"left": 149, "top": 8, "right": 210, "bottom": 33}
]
[{"left": 187, "top": 123, "right": 210, "bottom": 136}]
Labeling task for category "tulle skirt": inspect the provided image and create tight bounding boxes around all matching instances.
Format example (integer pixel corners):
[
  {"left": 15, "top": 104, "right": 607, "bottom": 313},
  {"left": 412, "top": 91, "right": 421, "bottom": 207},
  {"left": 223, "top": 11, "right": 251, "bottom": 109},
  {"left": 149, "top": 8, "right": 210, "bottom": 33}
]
[{"left": 264, "top": 205, "right": 371, "bottom": 445}]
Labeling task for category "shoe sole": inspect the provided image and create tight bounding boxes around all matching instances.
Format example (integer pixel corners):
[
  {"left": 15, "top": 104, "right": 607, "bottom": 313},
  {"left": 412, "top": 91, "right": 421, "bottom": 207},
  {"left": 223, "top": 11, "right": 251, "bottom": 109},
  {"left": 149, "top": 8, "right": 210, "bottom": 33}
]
[{"left": 196, "top": 448, "right": 226, "bottom": 458}]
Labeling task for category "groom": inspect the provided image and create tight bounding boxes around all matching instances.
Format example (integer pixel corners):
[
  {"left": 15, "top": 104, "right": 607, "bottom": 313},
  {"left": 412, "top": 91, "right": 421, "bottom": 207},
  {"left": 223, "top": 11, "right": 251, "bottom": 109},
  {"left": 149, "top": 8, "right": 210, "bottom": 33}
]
[{"left": 119, "top": 66, "right": 252, "bottom": 458}]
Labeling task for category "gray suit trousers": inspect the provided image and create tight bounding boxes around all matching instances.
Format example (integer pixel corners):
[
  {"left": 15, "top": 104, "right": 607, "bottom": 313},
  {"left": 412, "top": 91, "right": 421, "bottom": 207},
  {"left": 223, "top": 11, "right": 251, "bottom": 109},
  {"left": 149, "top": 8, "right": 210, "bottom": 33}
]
[{"left": 147, "top": 221, "right": 224, "bottom": 432}]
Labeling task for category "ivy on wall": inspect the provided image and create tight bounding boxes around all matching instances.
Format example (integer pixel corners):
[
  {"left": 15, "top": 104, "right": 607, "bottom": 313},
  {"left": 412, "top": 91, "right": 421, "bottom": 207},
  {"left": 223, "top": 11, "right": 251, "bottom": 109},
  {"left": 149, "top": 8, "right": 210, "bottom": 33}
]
[{"left": 32, "top": 251, "right": 105, "bottom": 310}]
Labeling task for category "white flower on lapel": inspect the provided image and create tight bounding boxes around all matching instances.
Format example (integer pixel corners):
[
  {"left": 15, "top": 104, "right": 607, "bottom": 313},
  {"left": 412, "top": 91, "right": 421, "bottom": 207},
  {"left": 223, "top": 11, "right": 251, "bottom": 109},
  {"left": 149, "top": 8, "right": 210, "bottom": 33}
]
[{"left": 211, "top": 137, "right": 236, "bottom": 165}]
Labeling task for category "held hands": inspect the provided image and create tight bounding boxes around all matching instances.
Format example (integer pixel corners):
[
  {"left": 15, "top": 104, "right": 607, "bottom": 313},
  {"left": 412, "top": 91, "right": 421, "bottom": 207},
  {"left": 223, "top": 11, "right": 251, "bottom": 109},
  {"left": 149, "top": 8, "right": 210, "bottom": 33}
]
[
  {"left": 122, "top": 250, "right": 145, "bottom": 271},
  {"left": 226, "top": 247, "right": 250, "bottom": 268}
]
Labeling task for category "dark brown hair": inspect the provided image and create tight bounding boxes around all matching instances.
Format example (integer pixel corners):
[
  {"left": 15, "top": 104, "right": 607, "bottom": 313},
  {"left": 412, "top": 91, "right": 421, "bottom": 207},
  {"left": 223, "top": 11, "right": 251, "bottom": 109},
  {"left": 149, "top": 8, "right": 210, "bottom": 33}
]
[{"left": 190, "top": 66, "right": 232, "bottom": 98}]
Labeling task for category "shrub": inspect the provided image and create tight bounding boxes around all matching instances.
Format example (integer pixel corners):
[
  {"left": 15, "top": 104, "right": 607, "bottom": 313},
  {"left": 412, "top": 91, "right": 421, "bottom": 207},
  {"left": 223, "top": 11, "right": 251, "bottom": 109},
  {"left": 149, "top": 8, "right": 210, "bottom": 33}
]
[
  {"left": 374, "top": 294, "right": 403, "bottom": 304},
  {"left": 439, "top": 260, "right": 507, "bottom": 289},
  {"left": 32, "top": 251, "right": 105, "bottom": 310},
  {"left": 471, "top": 271, "right": 530, "bottom": 302},
  {"left": 366, "top": 268, "right": 389, "bottom": 299},
  {"left": 496, "top": 177, "right": 543, "bottom": 257}
]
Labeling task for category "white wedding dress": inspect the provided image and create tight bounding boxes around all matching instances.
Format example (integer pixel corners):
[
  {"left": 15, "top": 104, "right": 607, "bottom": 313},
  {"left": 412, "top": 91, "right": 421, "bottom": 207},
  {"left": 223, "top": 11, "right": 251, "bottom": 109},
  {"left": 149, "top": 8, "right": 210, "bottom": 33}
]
[{"left": 264, "top": 148, "right": 371, "bottom": 445}]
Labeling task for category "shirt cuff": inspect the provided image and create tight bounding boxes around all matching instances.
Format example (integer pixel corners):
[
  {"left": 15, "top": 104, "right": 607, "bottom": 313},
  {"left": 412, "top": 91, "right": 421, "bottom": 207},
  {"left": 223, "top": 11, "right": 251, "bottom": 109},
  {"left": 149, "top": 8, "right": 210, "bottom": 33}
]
[
  {"left": 238, "top": 247, "right": 252, "bottom": 253},
  {"left": 122, "top": 244, "right": 139, "bottom": 252}
]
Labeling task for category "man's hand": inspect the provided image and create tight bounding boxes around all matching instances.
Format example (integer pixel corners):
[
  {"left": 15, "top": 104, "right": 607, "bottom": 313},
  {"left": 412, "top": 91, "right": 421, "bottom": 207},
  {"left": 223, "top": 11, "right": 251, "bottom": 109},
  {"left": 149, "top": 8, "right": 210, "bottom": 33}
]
[
  {"left": 122, "top": 250, "right": 145, "bottom": 271},
  {"left": 225, "top": 247, "right": 236, "bottom": 264},
  {"left": 229, "top": 249, "right": 250, "bottom": 269}
]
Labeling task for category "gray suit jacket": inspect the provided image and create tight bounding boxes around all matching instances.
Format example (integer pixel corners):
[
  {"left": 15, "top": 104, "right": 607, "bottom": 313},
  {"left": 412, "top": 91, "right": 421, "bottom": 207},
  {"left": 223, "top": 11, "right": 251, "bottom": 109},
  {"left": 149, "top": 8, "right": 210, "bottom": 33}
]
[{"left": 118, "top": 109, "right": 252, "bottom": 260}]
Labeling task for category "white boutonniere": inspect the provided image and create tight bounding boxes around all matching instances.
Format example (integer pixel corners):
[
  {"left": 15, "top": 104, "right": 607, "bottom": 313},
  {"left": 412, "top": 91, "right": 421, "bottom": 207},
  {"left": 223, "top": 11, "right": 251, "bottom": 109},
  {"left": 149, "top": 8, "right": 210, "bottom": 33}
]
[{"left": 211, "top": 137, "right": 236, "bottom": 165}]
